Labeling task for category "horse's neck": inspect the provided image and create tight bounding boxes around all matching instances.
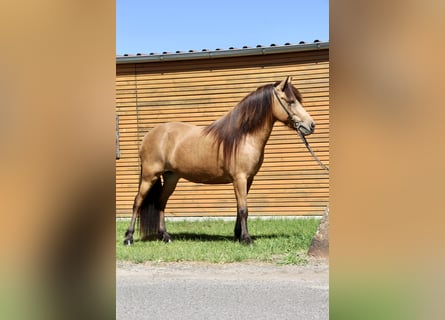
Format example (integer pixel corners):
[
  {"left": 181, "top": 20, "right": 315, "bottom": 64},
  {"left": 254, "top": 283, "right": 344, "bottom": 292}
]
[{"left": 249, "top": 117, "right": 277, "bottom": 149}]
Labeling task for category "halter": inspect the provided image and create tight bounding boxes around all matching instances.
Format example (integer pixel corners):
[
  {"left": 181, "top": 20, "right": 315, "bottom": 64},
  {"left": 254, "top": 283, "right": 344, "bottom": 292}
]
[
  {"left": 273, "top": 89, "right": 329, "bottom": 172},
  {"left": 273, "top": 89, "right": 302, "bottom": 129}
]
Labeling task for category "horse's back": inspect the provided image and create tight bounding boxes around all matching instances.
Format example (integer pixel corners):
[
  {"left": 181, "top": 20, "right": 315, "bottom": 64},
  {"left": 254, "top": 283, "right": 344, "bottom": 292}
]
[{"left": 140, "top": 122, "right": 199, "bottom": 156}]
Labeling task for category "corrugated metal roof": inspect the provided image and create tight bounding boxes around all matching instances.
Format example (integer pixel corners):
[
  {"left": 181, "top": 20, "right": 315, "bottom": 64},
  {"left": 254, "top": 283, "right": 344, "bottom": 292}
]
[{"left": 116, "top": 40, "right": 329, "bottom": 64}]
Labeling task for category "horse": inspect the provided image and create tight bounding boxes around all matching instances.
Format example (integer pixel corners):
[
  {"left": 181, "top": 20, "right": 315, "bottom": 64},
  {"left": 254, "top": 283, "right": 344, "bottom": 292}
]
[{"left": 123, "top": 76, "right": 315, "bottom": 245}]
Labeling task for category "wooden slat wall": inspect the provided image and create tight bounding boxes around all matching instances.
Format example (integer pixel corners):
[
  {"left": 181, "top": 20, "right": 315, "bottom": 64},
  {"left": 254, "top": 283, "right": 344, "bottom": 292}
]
[{"left": 116, "top": 49, "right": 329, "bottom": 217}]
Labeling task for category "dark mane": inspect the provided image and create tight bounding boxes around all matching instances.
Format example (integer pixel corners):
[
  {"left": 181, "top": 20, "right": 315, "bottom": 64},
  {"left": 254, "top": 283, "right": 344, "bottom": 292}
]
[
  {"left": 203, "top": 81, "right": 301, "bottom": 165},
  {"left": 203, "top": 83, "right": 276, "bottom": 165}
]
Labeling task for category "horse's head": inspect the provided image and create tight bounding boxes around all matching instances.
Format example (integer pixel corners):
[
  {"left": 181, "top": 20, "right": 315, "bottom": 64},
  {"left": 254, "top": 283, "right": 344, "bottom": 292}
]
[{"left": 273, "top": 76, "right": 315, "bottom": 136}]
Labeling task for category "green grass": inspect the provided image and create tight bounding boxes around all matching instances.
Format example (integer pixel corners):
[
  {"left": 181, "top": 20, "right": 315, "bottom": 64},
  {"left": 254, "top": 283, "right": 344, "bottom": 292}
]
[{"left": 116, "top": 218, "right": 320, "bottom": 265}]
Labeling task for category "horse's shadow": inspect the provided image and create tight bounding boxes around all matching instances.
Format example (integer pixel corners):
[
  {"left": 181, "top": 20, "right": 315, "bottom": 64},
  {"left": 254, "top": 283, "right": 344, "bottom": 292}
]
[{"left": 136, "top": 232, "right": 280, "bottom": 243}]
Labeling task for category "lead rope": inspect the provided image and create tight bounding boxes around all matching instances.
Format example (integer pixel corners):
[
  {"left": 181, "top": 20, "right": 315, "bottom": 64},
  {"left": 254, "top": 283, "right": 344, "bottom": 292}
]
[
  {"left": 295, "top": 128, "right": 329, "bottom": 172},
  {"left": 274, "top": 89, "right": 329, "bottom": 172}
]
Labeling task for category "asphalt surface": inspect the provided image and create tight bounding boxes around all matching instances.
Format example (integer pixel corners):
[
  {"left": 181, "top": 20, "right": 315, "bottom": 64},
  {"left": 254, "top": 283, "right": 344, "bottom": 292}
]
[{"left": 117, "top": 260, "right": 329, "bottom": 320}]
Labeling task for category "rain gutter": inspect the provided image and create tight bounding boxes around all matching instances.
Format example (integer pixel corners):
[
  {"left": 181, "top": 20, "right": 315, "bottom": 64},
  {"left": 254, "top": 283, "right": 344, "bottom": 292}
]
[{"left": 116, "top": 42, "right": 329, "bottom": 64}]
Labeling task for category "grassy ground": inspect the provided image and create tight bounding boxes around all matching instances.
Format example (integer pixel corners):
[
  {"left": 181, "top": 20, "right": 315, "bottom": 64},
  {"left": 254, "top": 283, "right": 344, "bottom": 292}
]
[{"left": 116, "top": 218, "right": 320, "bottom": 265}]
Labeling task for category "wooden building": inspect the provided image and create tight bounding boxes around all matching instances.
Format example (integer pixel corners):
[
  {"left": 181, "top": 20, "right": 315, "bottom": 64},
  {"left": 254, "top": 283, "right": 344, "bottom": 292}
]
[{"left": 116, "top": 41, "right": 329, "bottom": 217}]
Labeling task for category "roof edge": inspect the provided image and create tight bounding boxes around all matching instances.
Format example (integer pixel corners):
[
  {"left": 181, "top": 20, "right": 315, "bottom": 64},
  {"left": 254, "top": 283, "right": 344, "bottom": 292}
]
[{"left": 116, "top": 41, "right": 329, "bottom": 64}]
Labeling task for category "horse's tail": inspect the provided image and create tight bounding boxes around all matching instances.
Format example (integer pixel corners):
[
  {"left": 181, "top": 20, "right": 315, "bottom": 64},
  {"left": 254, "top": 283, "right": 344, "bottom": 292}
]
[{"left": 139, "top": 177, "right": 162, "bottom": 240}]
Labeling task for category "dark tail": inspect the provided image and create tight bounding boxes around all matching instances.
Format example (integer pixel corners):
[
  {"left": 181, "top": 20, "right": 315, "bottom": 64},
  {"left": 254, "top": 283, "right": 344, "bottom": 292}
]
[{"left": 139, "top": 178, "right": 163, "bottom": 240}]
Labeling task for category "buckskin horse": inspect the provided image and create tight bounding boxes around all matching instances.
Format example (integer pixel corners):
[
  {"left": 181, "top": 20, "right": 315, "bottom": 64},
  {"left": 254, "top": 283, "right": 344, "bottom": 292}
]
[{"left": 124, "top": 76, "right": 315, "bottom": 245}]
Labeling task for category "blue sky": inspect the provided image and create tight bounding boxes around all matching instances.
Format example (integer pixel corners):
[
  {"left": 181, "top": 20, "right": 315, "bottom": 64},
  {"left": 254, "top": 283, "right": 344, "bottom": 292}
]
[{"left": 116, "top": 0, "right": 329, "bottom": 55}]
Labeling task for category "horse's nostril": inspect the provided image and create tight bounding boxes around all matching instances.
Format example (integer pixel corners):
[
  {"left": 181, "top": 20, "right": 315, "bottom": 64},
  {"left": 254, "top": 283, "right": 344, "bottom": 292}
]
[{"left": 310, "top": 122, "right": 315, "bottom": 130}]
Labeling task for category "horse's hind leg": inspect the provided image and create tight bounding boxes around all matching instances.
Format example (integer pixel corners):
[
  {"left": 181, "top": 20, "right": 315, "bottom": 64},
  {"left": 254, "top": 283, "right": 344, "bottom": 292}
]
[
  {"left": 157, "top": 171, "right": 180, "bottom": 242},
  {"left": 124, "top": 174, "right": 158, "bottom": 245}
]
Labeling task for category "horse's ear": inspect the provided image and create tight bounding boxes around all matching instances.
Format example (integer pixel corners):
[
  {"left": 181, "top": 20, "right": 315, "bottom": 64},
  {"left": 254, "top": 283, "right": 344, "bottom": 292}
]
[
  {"left": 276, "top": 76, "right": 292, "bottom": 91},
  {"left": 287, "top": 76, "right": 293, "bottom": 85}
]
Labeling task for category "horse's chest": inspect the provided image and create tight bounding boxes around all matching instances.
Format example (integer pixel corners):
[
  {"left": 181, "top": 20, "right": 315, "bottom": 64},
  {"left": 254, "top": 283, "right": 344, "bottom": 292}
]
[{"left": 236, "top": 147, "right": 264, "bottom": 175}]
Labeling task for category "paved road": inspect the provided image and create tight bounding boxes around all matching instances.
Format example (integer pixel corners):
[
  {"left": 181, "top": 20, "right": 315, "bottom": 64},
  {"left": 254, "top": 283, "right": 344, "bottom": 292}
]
[{"left": 117, "top": 260, "right": 328, "bottom": 320}]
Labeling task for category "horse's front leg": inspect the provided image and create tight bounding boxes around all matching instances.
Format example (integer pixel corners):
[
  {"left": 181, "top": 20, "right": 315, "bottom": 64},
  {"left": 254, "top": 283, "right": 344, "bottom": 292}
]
[{"left": 233, "top": 176, "right": 252, "bottom": 244}]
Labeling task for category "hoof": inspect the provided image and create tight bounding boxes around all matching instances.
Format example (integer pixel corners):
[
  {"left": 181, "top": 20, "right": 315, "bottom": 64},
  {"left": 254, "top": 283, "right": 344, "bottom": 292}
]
[
  {"left": 161, "top": 232, "right": 172, "bottom": 243},
  {"left": 240, "top": 236, "right": 253, "bottom": 245},
  {"left": 123, "top": 238, "right": 133, "bottom": 246}
]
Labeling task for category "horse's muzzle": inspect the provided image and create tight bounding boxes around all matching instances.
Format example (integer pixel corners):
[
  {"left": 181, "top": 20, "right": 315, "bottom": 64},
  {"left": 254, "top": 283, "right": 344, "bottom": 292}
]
[{"left": 292, "top": 121, "right": 315, "bottom": 136}]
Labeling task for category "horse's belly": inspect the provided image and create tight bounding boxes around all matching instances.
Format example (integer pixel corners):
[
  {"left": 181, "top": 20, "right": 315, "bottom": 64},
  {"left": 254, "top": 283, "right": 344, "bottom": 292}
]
[
  {"left": 181, "top": 172, "right": 232, "bottom": 184},
  {"left": 168, "top": 158, "right": 231, "bottom": 184}
]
